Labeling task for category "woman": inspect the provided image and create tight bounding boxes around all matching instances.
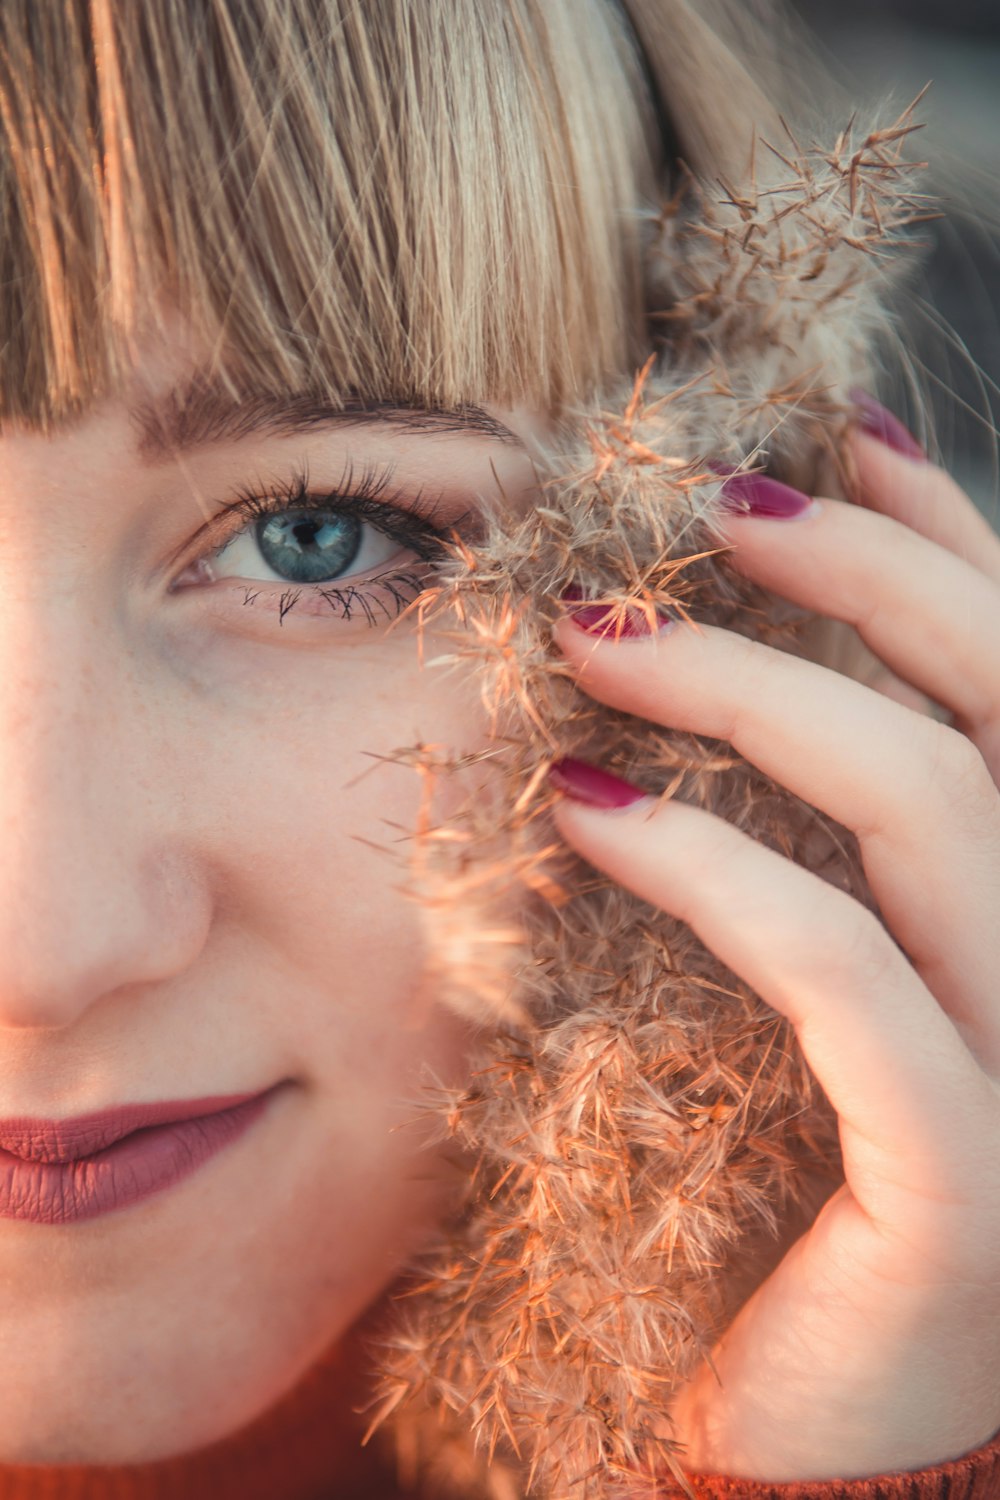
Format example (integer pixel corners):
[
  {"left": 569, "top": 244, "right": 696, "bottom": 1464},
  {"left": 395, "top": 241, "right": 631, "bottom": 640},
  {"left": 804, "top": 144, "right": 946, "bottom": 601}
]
[{"left": 0, "top": 1, "right": 997, "bottom": 1496}]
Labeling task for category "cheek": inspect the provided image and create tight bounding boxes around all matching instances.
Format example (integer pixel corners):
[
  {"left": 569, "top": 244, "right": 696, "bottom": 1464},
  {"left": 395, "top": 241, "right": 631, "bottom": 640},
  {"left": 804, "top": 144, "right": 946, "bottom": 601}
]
[
  {"left": 177, "top": 623, "right": 487, "bottom": 1146},
  {"left": 242, "top": 636, "right": 489, "bottom": 973},
  {"left": 163, "top": 646, "right": 484, "bottom": 1337}
]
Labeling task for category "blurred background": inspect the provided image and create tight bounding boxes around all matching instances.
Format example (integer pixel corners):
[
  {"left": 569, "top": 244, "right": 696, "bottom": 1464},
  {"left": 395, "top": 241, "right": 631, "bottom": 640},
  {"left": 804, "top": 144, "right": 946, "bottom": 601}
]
[{"left": 792, "top": 0, "right": 999, "bottom": 523}]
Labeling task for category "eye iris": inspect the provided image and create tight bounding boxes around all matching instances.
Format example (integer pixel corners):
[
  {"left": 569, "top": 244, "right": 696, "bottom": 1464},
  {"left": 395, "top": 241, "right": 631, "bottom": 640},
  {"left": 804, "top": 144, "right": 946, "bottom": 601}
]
[{"left": 256, "top": 510, "right": 363, "bottom": 584}]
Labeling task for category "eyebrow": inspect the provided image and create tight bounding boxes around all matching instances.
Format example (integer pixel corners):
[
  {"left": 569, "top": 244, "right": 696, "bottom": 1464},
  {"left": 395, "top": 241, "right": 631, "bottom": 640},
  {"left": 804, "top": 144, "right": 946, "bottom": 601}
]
[{"left": 131, "top": 379, "right": 525, "bottom": 463}]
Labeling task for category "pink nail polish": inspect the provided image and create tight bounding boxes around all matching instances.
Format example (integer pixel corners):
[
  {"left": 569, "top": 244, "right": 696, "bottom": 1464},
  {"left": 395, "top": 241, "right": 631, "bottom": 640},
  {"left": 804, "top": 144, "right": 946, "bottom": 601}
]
[
  {"left": 548, "top": 756, "right": 649, "bottom": 810},
  {"left": 559, "top": 586, "right": 675, "bottom": 639},
  {"left": 715, "top": 469, "right": 818, "bottom": 519},
  {"left": 848, "top": 388, "right": 927, "bottom": 462}
]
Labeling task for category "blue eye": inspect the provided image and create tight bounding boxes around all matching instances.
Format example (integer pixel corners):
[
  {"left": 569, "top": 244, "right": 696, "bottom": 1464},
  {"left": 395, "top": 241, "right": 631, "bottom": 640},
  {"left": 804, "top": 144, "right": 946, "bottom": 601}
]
[
  {"left": 249, "top": 508, "right": 366, "bottom": 584},
  {"left": 175, "top": 464, "right": 467, "bottom": 630},
  {"left": 215, "top": 505, "right": 404, "bottom": 592}
]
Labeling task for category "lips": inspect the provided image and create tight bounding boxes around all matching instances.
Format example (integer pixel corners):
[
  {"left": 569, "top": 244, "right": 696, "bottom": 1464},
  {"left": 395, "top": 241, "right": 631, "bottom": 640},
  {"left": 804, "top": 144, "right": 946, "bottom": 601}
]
[
  {"left": 0, "top": 1089, "right": 281, "bottom": 1225},
  {"left": 0, "top": 1093, "right": 267, "bottom": 1163}
]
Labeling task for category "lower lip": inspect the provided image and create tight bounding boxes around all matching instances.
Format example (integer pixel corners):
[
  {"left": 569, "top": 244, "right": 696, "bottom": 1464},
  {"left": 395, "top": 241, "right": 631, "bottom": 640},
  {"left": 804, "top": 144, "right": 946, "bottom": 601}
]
[{"left": 0, "top": 1092, "right": 277, "bottom": 1226}]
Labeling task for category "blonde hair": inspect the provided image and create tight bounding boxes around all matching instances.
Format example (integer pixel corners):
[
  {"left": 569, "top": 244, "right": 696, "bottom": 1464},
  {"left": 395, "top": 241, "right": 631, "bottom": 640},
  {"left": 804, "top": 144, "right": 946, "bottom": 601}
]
[
  {"left": 0, "top": 0, "right": 877, "bottom": 429},
  {"left": 0, "top": 0, "right": 674, "bottom": 426}
]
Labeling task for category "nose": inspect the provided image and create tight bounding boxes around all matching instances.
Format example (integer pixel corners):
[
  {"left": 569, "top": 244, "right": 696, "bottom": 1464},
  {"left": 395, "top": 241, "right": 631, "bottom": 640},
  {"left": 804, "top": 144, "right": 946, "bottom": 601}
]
[{"left": 0, "top": 606, "right": 206, "bottom": 1030}]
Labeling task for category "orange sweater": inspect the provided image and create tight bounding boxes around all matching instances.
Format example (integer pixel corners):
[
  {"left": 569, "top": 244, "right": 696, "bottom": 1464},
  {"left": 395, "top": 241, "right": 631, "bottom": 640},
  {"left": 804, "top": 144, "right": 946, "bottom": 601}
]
[{"left": 0, "top": 1331, "right": 997, "bottom": 1500}]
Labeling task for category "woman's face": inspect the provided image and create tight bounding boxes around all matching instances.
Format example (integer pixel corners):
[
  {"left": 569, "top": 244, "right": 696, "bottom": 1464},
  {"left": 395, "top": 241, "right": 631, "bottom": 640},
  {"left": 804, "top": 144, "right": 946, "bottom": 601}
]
[{"left": 0, "top": 327, "right": 543, "bottom": 1462}]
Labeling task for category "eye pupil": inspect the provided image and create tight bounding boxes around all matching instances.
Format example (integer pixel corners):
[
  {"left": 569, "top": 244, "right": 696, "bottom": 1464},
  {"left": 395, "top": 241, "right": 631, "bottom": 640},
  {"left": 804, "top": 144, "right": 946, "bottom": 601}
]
[{"left": 257, "top": 510, "right": 363, "bottom": 585}]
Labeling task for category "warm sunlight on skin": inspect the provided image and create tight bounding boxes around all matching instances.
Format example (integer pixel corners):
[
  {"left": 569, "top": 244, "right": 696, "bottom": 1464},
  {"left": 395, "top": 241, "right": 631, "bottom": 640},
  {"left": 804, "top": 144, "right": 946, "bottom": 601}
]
[{"left": 0, "top": 328, "right": 545, "bottom": 1463}]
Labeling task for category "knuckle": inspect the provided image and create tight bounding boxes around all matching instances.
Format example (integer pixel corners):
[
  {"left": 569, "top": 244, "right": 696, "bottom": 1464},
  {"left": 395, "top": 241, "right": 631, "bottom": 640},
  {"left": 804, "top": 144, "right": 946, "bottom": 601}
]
[
  {"left": 737, "top": 631, "right": 784, "bottom": 688},
  {"left": 812, "top": 900, "right": 899, "bottom": 992},
  {"left": 923, "top": 720, "right": 995, "bottom": 809},
  {"left": 714, "top": 631, "right": 785, "bottom": 737},
  {"left": 679, "top": 806, "right": 747, "bottom": 881}
]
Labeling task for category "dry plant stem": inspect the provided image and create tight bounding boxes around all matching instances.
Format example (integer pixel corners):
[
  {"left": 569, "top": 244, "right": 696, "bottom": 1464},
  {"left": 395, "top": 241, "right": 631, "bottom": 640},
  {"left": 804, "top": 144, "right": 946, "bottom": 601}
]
[{"left": 357, "top": 102, "right": 936, "bottom": 1500}]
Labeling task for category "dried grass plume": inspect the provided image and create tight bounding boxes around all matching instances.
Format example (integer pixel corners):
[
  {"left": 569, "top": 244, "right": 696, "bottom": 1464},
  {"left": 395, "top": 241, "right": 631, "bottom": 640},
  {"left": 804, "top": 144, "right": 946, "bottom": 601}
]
[{"left": 359, "top": 102, "right": 935, "bottom": 1500}]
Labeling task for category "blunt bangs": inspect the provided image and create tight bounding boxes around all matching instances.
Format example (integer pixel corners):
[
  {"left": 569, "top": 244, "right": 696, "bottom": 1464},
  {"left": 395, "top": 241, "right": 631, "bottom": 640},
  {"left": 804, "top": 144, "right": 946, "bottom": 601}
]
[{"left": 0, "top": 0, "right": 661, "bottom": 429}]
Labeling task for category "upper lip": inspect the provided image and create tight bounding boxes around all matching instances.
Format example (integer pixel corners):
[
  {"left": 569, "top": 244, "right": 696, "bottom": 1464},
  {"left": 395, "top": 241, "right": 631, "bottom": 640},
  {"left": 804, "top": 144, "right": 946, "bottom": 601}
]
[{"left": 0, "top": 1092, "right": 267, "bottom": 1163}]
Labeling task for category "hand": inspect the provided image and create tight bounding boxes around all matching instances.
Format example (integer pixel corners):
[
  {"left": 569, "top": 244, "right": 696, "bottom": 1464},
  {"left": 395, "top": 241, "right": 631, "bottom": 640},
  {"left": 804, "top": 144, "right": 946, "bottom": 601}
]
[{"left": 546, "top": 422, "right": 1000, "bottom": 1483}]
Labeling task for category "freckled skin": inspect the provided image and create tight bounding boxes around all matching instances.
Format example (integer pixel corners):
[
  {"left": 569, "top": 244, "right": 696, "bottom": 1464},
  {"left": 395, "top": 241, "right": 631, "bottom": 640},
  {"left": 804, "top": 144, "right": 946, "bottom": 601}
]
[{"left": 0, "top": 331, "right": 544, "bottom": 1463}]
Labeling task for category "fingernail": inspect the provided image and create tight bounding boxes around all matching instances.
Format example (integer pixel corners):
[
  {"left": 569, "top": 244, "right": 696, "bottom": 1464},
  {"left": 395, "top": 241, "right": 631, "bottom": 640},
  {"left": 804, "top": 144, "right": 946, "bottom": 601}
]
[
  {"left": 548, "top": 756, "right": 650, "bottom": 810},
  {"left": 714, "top": 468, "right": 819, "bottom": 520},
  {"left": 558, "top": 585, "right": 676, "bottom": 639},
  {"left": 848, "top": 388, "right": 927, "bottom": 462}
]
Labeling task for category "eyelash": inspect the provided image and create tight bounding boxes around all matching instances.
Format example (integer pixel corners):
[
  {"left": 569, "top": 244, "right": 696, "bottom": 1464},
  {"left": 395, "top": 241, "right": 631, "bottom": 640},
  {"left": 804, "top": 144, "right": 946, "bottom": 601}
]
[{"left": 178, "top": 462, "right": 465, "bottom": 629}]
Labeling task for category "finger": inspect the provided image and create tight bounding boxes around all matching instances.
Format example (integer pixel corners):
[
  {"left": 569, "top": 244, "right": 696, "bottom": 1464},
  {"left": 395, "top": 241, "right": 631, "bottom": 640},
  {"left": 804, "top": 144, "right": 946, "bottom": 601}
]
[
  {"left": 552, "top": 613, "right": 1000, "bottom": 1073},
  {"left": 860, "top": 664, "right": 948, "bottom": 723},
  {"left": 849, "top": 425, "right": 1000, "bottom": 588},
  {"left": 715, "top": 495, "right": 1000, "bottom": 766},
  {"left": 548, "top": 786, "right": 995, "bottom": 1211}
]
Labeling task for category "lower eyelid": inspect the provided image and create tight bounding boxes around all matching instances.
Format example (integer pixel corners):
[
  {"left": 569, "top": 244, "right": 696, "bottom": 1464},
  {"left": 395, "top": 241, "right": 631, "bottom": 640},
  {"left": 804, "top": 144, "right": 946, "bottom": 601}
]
[{"left": 177, "top": 561, "right": 434, "bottom": 629}]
